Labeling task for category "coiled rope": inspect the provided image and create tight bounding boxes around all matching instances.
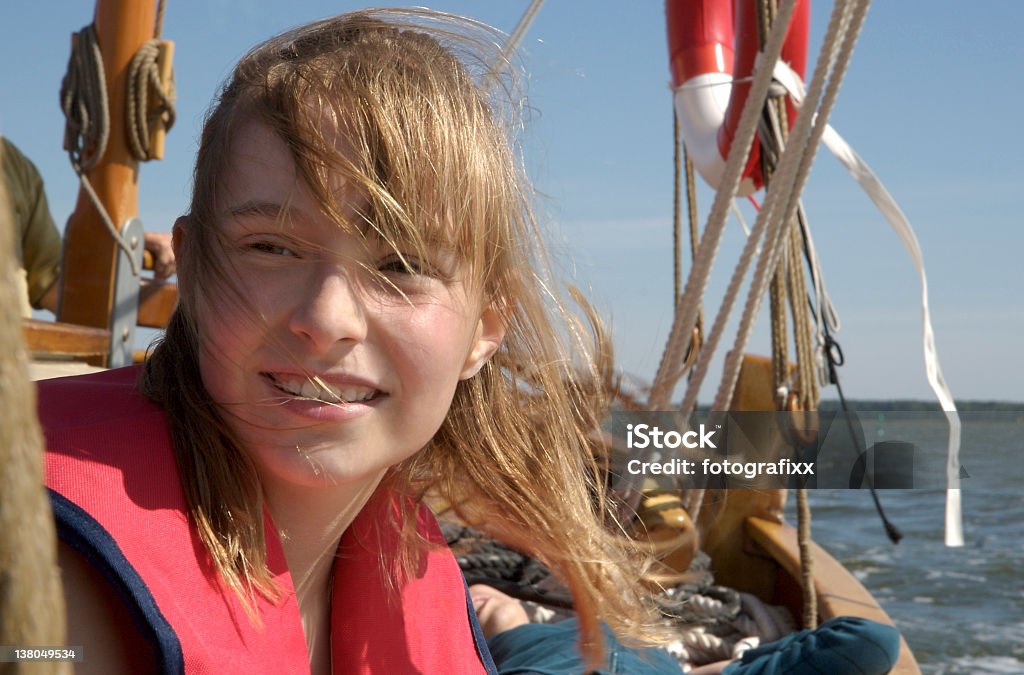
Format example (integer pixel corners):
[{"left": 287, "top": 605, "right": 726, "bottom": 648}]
[
  {"left": 59, "top": 24, "right": 109, "bottom": 176},
  {"left": 127, "top": 0, "right": 176, "bottom": 161}
]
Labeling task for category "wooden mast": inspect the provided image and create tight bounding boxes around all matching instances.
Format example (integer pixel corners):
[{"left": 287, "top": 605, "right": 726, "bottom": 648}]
[{"left": 57, "top": 1, "right": 156, "bottom": 363}]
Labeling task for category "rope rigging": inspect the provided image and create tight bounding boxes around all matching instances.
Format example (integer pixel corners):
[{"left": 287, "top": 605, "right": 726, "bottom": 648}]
[
  {"left": 666, "top": 2, "right": 875, "bottom": 551},
  {"left": 657, "top": 0, "right": 923, "bottom": 634}
]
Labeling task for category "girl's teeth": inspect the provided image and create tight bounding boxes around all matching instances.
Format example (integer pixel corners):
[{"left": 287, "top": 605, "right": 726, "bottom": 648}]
[{"left": 272, "top": 374, "right": 371, "bottom": 403}]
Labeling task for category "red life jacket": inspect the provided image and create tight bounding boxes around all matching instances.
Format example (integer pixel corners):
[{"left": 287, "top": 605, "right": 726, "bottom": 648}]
[{"left": 41, "top": 366, "right": 496, "bottom": 674}]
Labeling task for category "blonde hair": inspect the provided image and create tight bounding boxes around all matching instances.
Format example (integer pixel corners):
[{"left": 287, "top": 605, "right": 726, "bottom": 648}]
[{"left": 144, "top": 8, "right": 661, "bottom": 659}]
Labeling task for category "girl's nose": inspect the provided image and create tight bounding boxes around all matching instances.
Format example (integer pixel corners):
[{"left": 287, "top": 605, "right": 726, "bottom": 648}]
[{"left": 287, "top": 265, "right": 367, "bottom": 352}]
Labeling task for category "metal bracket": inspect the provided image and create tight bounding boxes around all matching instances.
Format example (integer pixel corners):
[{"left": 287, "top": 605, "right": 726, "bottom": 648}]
[{"left": 108, "top": 218, "right": 144, "bottom": 367}]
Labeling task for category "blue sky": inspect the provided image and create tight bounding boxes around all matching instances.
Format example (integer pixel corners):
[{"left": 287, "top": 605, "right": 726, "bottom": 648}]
[{"left": 2, "top": 2, "right": 1021, "bottom": 401}]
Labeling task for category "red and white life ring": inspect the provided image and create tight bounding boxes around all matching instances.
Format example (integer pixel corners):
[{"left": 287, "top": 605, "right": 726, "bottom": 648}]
[{"left": 666, "top": 0, "right": 810, "bottom": 194}]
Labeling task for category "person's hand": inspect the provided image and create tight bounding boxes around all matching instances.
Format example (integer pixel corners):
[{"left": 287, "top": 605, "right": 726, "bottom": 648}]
[
  {"left": 469, "top": 585, "right": 530, "bottom": 639},
  {"left": 144, "top": 231, "right": 176, "bottom": 280},
  {"left": 687, "top": 660, "right": 734, "bottom": 674}
]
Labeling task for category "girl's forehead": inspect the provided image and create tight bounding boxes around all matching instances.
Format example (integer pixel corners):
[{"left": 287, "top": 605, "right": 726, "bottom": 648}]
[
  {"left": 218, "top": 119, "right": 355, "bottom": 216},
  {"left": 221, "top": 120, "right": 296, "bottom": 185}
]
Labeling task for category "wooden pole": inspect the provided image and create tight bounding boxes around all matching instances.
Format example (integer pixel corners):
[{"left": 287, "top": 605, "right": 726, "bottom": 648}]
[{"left": 57, "top": 0, "right": 157, "bottom": 363}]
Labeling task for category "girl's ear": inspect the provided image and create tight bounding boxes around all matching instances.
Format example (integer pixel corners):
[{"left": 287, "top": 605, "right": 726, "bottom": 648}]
[
  {"left": 460, "top": 306, "right": 506, "bottom": 380},
  {"left": 171, "top": 216, "right": 190, "bottom": 259}
]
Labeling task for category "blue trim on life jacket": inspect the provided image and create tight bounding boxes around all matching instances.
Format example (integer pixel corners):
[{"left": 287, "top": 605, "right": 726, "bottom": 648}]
[
  {"left": 49, "top": 489, "right": 184, "bottom": 675},
  {"left": 463, "top": 578, "right": 500, "bottom": 675}
]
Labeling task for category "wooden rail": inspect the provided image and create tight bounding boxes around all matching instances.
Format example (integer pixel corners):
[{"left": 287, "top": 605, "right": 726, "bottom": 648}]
[{"left": 23, "top": 319, "right": 109, "bottom": 357}]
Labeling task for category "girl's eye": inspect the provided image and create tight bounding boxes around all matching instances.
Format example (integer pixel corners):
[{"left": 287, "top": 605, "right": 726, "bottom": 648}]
[
  {"left": 249, "top": 241, "right": 297, "bottom": 257},
  {"left": 378, "top": 255, "right": 427, "bottom": 276}
]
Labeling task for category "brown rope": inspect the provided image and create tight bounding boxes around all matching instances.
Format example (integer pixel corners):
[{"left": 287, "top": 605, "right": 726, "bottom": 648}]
[
  {"left": 684, "top": 148, "right": 704, "bottom": 343},
  {"left": 155, "top": 0, "right": 167, "bottom": 38},
  {"left": 758, "top": 0, "right": 819, "bottom": 629},
  {"left": 769, "top": 266, "right": 789, "bottom": 395},
  {"left": 126, "top": 40, "right": 176, "bottom": 161},
  {"left": 796, "top": 487, "right": 817, "bottom": 628},
  {"left": 673, "top": 107, "right": 682, "bottom": 307},
  {"left": 127, "top": 0, "right": 176, "bottom": 162},
  {"left": 787, "top": 223, "right": 819, "bottom": 407},
  {"left": 675, "top": 107, "right": 705, "bottom": 374}
]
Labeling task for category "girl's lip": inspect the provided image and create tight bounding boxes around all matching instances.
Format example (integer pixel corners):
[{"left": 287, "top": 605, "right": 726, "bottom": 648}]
[
  {"left": 258, "top": 372, "right": 387, "bottom": 421},
  {"left": 259, "top": 370, "right": 383, "bottom": 392}
]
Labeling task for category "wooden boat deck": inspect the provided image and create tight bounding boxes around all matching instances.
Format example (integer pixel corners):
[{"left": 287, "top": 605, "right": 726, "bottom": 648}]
[{"left": 745, "top": 517, "right": 920, "bottom": 674}]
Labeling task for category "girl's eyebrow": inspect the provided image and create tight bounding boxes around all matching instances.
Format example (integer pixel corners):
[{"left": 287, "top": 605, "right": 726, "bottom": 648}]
[
  {"left": 225, "top": 200, "right": 312, "bottom": 224},
  {"left": 225, "top": 200, "right": 459, "bottom": 258}
]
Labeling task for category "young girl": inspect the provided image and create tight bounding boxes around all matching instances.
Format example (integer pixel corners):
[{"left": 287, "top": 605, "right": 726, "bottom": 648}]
[
  {"left": 41, "top": 9, "right": 663, "bottom": 674},
  {"left": 40, "top": 9, "right": 899, "bottom": 674}
]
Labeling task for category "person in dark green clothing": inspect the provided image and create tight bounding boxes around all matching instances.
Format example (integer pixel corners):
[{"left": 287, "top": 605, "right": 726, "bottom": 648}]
[{"left": 1, "top": 136, "right": 63, "bottom": 315}]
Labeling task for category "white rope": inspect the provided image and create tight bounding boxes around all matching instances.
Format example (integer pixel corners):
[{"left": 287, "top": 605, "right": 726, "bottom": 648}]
[
  {"left": 730, "top": 200, "right": 754, "bottom": 238},
  {"left": 739, "top": 592, "right": 796, "bottom": 643},
  {"left": 711, "top": 0, "right": 870, "bottom": 411},
  {"left": 679, "top": 626, "right": 733, "bottom": 662},
  {"left": 645, "top": 0, "right": 801, "bottom": 521},
  {"left": 669, "top": 595, "right": 795, "bottom": 669},
  {"left": 484, "top": 0, "right": 545, "bottom": 92},
  {"left": 731, "top": 636, "right": 761, "bottom": 660}
]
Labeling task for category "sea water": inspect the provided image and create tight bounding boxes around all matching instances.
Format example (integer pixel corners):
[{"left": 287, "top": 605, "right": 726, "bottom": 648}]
[{"left": 796, "top": 413, "right": 1024, "bottom": 674}]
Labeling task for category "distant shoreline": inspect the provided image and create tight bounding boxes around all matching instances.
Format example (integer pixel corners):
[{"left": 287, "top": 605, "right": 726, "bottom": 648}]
[
  {"left": 672, "top": 400, "right": 1024, "bottom": 414},
  {"left": 817, "top": 400, "right": 1024, "bottom": 413}
]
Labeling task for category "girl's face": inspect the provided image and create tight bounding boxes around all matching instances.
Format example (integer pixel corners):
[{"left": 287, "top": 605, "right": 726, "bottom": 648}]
[{"left": 185, "top": 120, "right": 503, "bottom": 492}]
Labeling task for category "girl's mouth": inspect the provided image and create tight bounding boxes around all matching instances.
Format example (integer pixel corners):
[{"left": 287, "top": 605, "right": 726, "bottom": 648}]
[{"left": 261, "top": 372, "right": 380, "bottom": 404}]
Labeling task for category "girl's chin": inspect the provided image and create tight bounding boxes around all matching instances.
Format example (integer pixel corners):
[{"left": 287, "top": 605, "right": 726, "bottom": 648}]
[
  {"left": 256, "top": 456, "right": 388, "bottom": 491},
  {"left": 244, "top": 439, "right": 403, "bottom": 489}
]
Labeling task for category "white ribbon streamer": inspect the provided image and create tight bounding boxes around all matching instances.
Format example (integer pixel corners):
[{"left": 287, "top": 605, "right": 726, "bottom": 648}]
[{"left": 773, "top": 61, "right": 964, "bottom": 546}]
